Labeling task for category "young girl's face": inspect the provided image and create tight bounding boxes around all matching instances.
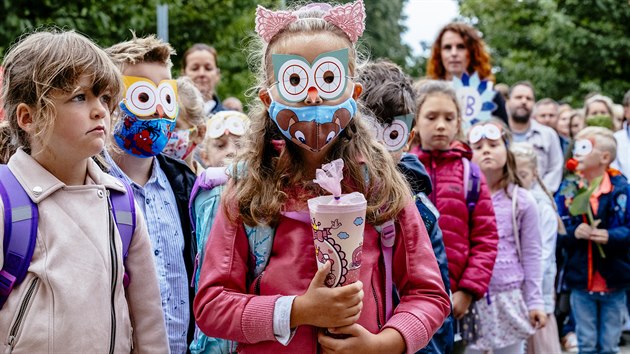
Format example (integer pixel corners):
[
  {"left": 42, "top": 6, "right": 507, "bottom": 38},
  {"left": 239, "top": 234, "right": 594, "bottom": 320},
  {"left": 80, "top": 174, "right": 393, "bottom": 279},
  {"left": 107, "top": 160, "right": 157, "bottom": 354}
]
[
  {"left": 470, "top": 125, "right": 507, "bottom": 176},
  {"left": 201, "top": 134, "right": 242, "bottom": 167},
  {"left": 416, "top": 93, "right": 460, "bottom": 150},
  {"left": 515, "top": 157, "right": 536, "bottom": 190},
  {"left": 261, "top": 32, "right": 361, "bottom": 154},
  {"left": 39, "top": 75, "right": 111, "bottom": 161}
]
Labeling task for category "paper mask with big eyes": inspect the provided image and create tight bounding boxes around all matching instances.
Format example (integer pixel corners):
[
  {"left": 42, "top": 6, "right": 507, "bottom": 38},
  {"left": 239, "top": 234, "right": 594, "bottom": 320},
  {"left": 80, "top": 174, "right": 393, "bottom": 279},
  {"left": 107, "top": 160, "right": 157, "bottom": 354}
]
[
  {"left": 122, "top": 76, "right": 179, "bottom": 120},
  {"left": 271, "top": 48, "right": 349, "bottom": 103},
  {"left": 573, "top": 139, "right": 594, "bottom": 157},
  {"left": 365, "top": 114, "right": 414, "bottom": 151}
]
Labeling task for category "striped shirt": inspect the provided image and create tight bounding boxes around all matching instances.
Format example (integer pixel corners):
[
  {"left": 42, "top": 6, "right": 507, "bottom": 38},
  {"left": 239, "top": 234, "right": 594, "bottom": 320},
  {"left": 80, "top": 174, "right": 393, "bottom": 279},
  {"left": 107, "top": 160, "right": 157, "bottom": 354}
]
[{"left": 105, "top": 152, "right": 190, "bottom": 354}]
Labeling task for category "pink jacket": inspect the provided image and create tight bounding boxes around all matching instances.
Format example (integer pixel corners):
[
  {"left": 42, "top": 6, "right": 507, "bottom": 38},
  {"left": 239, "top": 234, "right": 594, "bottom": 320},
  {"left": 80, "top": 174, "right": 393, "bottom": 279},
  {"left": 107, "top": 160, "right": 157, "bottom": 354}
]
[
  {"left": 412, "top": 142, "right": 498, "bottom": 300},
  {"left": 194, "top": 200, "right": 450, "bottom": 354}
]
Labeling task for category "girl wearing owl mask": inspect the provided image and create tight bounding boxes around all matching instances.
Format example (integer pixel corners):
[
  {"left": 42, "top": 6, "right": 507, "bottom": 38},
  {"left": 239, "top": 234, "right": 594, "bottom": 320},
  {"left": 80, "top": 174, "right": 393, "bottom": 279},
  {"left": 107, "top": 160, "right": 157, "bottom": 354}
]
[{"left": 192, "top": 1, "right": 449, "bottom": 353}]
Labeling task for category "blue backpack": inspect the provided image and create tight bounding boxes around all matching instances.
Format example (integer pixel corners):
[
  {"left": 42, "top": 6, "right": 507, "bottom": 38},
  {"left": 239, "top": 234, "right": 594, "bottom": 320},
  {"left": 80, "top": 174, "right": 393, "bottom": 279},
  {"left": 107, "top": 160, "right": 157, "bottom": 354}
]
[
  {"left": 0, "top": 165, "right": 137, "bottom": 310},
  {"left": 188, "top": 166, "right": 397, "bottom": 354}
]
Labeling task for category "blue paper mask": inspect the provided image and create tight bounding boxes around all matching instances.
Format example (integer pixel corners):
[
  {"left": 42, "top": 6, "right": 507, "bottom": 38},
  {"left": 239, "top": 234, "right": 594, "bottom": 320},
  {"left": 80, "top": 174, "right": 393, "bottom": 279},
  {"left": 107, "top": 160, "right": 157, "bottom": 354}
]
[{"left": 364, "top": 113, "right": 414, "bottom": 152}]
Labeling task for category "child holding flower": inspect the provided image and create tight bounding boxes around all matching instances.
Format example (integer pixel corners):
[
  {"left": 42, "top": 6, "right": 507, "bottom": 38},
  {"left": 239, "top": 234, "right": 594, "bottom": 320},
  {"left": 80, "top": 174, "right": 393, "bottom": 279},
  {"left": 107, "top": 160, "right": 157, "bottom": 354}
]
[{"left": 555, "top": 126, "right": 630, "bottom": 354}]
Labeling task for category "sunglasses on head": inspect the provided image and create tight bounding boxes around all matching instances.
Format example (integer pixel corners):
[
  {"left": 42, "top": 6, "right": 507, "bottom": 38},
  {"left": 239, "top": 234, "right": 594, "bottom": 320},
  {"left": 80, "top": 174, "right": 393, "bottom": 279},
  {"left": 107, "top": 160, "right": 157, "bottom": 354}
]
[{"left": 468, "top": 123, "right": 503, "bottom": 144}]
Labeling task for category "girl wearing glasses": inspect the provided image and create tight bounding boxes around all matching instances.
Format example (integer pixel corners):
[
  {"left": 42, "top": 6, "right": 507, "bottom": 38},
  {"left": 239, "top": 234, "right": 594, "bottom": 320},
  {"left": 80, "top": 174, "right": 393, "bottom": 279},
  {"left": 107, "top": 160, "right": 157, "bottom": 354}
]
[{"left": 468, "top": 121, "right": 546, "bottom": 354}]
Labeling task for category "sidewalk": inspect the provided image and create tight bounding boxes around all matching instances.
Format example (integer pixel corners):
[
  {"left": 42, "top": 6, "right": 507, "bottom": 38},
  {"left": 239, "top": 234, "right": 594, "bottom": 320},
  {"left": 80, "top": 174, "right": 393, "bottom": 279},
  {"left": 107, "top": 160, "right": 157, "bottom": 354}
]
[{"left": 561, "top": 332, "right": 630, "bottom": 353}]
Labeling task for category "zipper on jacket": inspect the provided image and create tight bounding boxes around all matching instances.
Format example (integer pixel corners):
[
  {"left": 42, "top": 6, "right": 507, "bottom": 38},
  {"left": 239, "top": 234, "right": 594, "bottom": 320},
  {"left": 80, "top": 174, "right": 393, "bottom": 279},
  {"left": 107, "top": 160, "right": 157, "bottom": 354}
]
[
  {"left": 107, "top": 191, "right": 118, "bottom": 354},
  {"left": 254, "top": 271, "right": 264, "bottom": 295},
  {"left": 7, "top": 277, "right": 39, "bottom": 352},
  {"left": 371, "top": 282, "right": 382, "bottom": 330},
  {"left": 430, "top": 155, "right": 437, "bottom": 206}
]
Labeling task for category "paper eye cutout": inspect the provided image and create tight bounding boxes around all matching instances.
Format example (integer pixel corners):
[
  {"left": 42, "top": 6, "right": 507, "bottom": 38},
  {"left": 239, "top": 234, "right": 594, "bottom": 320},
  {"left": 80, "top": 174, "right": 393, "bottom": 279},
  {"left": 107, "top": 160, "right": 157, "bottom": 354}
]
[
  {"left": 225, "top": 116, "right": 247, "bottom": 136},
  {"left": 313, "top": 56, "right": 346, "bottom": 100},
  {"left": 382, "top": 119, "right": 409, "bottom": 151},
  {"left": 125, "top": 80, "right": 157, "bottom": 117},
  {"left": 158, "top": 82, "right": 178, "bottom": 119},
  {"left": 278, "top": 59, "right": 310, "bottom": 102},
  {"left": 573, "top": 139, "right": 593, "bottom": 157},
  {"left": 468, "top": 123, "right": 502, "bottom": 144}
]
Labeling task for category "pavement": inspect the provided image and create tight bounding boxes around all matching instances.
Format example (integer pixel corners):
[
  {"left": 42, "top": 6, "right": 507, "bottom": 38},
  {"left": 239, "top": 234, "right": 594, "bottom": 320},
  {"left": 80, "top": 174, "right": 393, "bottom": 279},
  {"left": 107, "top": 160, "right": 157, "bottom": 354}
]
[{"left": 561, "top": 331, "right": 630, "bottom": 353}]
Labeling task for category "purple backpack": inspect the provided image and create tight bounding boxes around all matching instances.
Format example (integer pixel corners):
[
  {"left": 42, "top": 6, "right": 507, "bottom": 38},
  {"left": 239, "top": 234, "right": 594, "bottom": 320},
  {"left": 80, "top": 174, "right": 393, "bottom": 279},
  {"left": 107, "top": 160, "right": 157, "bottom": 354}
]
[{"left": 0, "top": 165, "right": 136, "bottom": 309}]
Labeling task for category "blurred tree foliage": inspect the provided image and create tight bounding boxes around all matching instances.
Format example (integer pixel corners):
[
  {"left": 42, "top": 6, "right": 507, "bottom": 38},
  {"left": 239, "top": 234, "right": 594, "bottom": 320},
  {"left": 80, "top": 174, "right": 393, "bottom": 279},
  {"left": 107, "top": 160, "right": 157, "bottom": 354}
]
[
  {"left": 1, "top": 0, "right": 418, "bottom": 104},
  {"left": 458, "top": 0, "right": 630, "bottom": 106}
]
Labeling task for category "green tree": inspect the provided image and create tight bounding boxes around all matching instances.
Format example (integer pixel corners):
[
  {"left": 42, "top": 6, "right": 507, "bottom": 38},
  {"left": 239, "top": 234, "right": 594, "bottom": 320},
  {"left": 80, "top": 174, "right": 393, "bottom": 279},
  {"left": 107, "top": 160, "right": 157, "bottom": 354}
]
[{"left": 458, "top": 0, "right": 630, "bottom": 106}]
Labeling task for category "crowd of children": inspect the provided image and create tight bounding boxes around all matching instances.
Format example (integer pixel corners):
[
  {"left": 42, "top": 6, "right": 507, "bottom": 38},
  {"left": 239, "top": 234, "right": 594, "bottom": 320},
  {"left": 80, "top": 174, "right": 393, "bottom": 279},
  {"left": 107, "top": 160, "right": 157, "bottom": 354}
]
[{"left": 0, "top": 0, "right": 628, "bottom": 353}]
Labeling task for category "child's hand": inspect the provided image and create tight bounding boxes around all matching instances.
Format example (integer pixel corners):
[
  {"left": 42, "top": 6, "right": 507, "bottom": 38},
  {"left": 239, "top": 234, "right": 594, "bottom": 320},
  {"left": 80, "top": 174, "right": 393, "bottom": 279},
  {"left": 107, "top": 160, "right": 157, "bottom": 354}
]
[
  {"left": 529, "top": 310, "right": 547, "bottom": 329},
  {"left": 318, "top": 325, "right": 405, "bottom": 354},
  {"left": 574, "top": 223, "right": 592, "bottom": 240},
  {"left": 589, "top": 229, "right": 609, "bottom": 244},
  {"left": 451, "top": 290, "right": 473, "bottom": 320},
  {"left": 291, "top": 261, "right": 364, "bottom": 329}
]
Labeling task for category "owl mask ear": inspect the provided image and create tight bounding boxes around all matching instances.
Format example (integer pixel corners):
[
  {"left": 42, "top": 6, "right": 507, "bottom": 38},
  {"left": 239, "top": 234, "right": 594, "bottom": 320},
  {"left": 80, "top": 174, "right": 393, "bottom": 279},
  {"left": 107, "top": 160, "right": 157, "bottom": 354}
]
[
  {"left": 322, "top": 0, "right": 366, "bottom": 43},
  {"left": 255, "top": 6, "right": 298, "bottom": 43},
  {"left": 254, "top": 0, "right": 366, "bottom": 43}
]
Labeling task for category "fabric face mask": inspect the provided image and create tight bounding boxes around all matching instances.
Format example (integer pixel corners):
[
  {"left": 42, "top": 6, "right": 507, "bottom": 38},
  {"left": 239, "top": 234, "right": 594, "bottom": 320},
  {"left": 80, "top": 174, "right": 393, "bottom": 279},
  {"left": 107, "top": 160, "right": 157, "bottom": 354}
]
[
  {"left": 163, "top": 127, "right": 196, "bottom": 160},
  {"left": 268, "top": 96, "right": 357, "bottom": 152},
  {"left": 113, "top": 76, "right": 179, "bottom": 158}
]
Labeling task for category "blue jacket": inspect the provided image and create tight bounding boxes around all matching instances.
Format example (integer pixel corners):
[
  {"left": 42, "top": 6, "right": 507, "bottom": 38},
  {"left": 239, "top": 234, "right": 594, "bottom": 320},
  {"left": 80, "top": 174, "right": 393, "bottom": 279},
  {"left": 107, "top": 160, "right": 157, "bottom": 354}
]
[
  {"left": 556, "top": 173, "right": 630, "bottom": 291},
  {"left": 399, "top": 153, "right": 453, "bottom": 354}
]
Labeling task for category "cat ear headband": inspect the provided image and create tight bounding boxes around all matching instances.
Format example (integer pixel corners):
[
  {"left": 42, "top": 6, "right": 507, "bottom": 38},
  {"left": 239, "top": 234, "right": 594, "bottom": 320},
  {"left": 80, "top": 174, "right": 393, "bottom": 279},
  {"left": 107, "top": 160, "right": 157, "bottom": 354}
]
[{"left": 255, "top": 0, "right": 366, "bottom": 43}]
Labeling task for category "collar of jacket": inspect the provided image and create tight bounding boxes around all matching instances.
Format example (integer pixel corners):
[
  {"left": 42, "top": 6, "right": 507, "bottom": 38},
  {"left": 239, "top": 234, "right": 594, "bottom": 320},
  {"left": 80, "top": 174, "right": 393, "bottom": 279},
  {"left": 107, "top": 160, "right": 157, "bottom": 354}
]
[{"left": 7, "top": 148, "right": 126, "bottom": 203}]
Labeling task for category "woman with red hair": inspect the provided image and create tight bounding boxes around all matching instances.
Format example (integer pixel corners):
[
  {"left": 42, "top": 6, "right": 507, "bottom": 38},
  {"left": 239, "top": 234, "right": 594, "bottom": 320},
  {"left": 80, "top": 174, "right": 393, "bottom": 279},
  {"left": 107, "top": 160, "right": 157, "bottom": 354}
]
[{"left": 426, "top": 23, "right": 508, "bottom": 123}]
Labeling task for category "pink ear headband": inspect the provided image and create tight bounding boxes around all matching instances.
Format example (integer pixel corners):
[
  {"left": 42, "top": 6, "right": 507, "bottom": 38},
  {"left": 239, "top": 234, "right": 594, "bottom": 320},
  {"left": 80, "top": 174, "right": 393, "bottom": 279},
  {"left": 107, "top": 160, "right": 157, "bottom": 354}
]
[{"left": 255, "top": 0, "right": 366, "bottom": 43}]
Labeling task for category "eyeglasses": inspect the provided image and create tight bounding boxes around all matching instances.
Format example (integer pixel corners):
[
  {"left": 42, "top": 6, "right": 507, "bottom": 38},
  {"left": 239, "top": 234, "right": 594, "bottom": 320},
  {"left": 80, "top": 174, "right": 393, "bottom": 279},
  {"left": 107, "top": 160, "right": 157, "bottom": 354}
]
[
  {"left": 468, "top": 123, "right": 503, "bottom": 144},
  {"left": 573, "top": 139, "right": 593, "bottom": 157},
  {"left": 206, "top": 111, "right": 250, "bottom": 139}
]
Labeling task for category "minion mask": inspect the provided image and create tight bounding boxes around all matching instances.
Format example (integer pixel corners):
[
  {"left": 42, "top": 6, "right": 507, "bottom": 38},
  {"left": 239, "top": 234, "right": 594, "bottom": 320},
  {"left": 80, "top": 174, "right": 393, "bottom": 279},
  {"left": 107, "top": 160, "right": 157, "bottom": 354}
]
[{"left": 113, "top": 76, "right": 180, "bottom": 158}]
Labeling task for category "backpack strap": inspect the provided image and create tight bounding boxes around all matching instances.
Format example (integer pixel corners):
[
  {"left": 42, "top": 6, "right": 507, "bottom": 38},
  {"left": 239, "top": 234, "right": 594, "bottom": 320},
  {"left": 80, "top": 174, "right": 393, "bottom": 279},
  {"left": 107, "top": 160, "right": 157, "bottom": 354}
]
[
  {"left": 511, "top": 186, "right": 522, "bottom": 261},
  {"left": 462, "top": 157, "right": 482, "bottom": 222},
  {"left": 375, "top": 220, "right": 395, "bottom": 321},
  {"left": 0, "top": 165, "right": 38, "bottom": 310},
  {"left": 109, "top": 180, "right": 136, "bottom": 288}
]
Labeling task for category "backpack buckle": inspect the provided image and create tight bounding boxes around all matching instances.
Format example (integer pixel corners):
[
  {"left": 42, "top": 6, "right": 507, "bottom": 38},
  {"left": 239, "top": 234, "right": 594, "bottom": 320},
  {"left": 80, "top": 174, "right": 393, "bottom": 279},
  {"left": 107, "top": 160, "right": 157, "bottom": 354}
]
[
  {"left": 0, "top": 270, "right": 17, "bottom": 296},
  {"left": 380, "top": 220, "right": 396, "bottom": 247}
]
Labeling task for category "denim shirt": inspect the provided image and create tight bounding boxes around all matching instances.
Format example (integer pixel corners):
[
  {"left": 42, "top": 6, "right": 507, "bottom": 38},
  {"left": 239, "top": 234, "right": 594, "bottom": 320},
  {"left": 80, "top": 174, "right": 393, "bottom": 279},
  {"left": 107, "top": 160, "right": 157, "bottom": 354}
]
[{"left": 105, "top": 152, "right": 190, "bottom": 354}]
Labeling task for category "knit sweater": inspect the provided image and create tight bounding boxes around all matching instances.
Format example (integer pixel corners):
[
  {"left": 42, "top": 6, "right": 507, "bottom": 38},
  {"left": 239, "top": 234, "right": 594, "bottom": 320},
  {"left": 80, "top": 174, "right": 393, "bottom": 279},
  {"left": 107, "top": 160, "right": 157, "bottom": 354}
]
[{"left": 489, "top": 184, "right": 544, "bottom": 311}]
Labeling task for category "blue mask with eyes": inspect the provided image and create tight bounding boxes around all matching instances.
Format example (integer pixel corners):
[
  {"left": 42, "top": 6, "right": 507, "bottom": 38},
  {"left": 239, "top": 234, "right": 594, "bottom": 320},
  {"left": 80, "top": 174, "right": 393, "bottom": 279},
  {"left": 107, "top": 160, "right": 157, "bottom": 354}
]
[{"left": 267, "top": 48, "right": 357, "bottom": 152}]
